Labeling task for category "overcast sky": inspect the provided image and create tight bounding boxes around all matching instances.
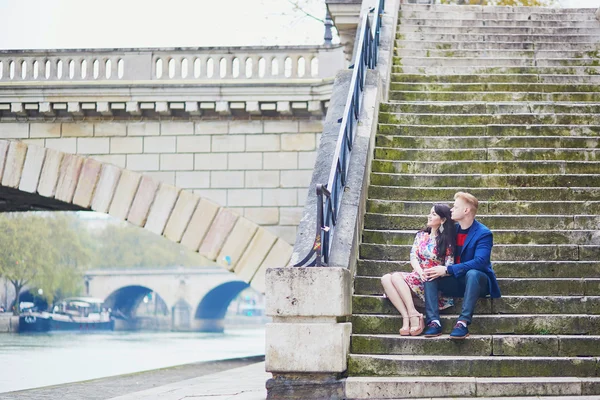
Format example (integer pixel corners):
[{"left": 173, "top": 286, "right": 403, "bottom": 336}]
[{"left": 0, "top": 0, "right": 597, "bottom": 50}]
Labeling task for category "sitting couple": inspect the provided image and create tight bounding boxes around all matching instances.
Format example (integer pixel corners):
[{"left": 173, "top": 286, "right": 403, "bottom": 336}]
[{"left": 381, "top": 191, "right": 501, "bottom": 339}]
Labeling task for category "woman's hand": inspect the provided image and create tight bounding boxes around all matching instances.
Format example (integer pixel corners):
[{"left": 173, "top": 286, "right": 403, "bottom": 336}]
[{"left": 424, "top": 265, "right": 448, "bottom": 281}]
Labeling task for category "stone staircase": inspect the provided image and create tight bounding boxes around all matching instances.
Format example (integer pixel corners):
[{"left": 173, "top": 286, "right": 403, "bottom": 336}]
[{"left": 346, "top": 4, "right": 600, "bottom": 399}]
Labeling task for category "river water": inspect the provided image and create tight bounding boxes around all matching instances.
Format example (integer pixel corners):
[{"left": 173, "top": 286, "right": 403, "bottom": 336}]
[{"left": 0, "top": 328, "right": 265, "bottom": 394}]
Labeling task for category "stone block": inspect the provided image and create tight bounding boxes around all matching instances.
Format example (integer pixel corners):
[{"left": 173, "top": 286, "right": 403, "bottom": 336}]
[
  {"left": 144, "top": 184, "right": 180, "bottom": 235},
  {"left": 246, "top": 134, "right": 280, "bottom": 152},
  {"left": 55, "top": 154, "right": 84, "bottom": 203},
  {"left": 229, "top": 120, "right": 263, "bottom": 134},
  {"left": 37, "top": 149, "right": 63, "bottom": 197},
  {"left": 91, "top": 164, "right": 122, "bottom": 213},
  {"left": 30, "top": 123, "right": 61, "bottom": 138},
  {"left": 245, "top": 171, "right": 279, "bottom": 188},
  {"left": 266, "top": 267, "right": 351, "bottom": 317},
  {"left": 44, "top": 138, "right": 77, "bottom": 154},
  {"left": 0, "top": 141, "right": 9, "bottom": 178},
  {"left": 299, "top": 120, "right": 324, "bottom": 133},
  {"left": 161, "top": 122, "right": 193, "bottom": 136},
  {"left": 194, "top": 121, "right": 228, "bottom": 135},
  {"left": 281, "top": 133, "right": 315, "bottom": 151},
  {"left": 144, "top": 137, "right": 176, "bottom": 153},
  {"left": 263, "top": 188, "right": 297, "bottom": 207},
  {"left": 227, "top": 152, "right": 262, "bottom": 170},
  {"left": 175, "top": 171, "right": 210, "bottom": 189},
  {"left": 198, "top": 208, "right": 239, "bottom": 260},
  {"left": 176, "top": 136, "right": 211, "bottom": 153},
  {"left": 77, "top": 138, "right": 109, "bottom": 155},
  {"left": 128, "top": 122, "right": 160, "bottom": 136},
  {"left": 250, "top": 238, "right": 293, "bottom": 293},
  {"left": 263, "top": 152, "right": 298, "bottom": 170},
  {"left": 265, "top": 225, "right": 296, "bottom": 245},
  {"left": 212, "top": 135, "right": 245, "bottom": 153},
  {"left": 94, "top": 123, "right": 127, "bottom": 137},
  {"left": 266, "top": 322, "right": 351, "bottom": 372},
  {"left": 92, "top": 155, "right": 126, "bottom": 168},
  {"left": 180, "top": 197, "right": 220, "bottom": 251},
  {"left": 163, "top": 190, "right": 200, "bottom": 243},
  {"left": 210, "top": 171, "right": 244, "bottom": 188},
  {"left": 244, "top": 207, "right": 279, "bottom": 225},
  {"left": 194, "top": 153, "right": 228, "bottom": 170},
  {"left": 160, "top": 154, "right": 193, "bottom": 171},
  {"left": 21, "top": 139, "right": 44, "bottom": 146},
  {"left": 493, "top": 335, "right": 559, "bottom": 357},
  {"left": 127, "top": 154, "right": 159, "bottom": 171},
  {"left": 264, "top": 121, "right": 299, "bottom": 134},
  {"left": 345, "top": 377, "right": 476, "bottom": 399},
  {"left": 0, "top": 123, "right": 28, "bottom": 139},
  {"left": 297, "top": 189, "right": 307, "bottom": 206},
  {"left": 108, "top": 170, "right": 142, "bottom": 220},
  {"left": 280, "top": 170, "right": 312, "bottom": 188},
  {"left": 146, "top": 171, "right": 174, "bottom": 185},
  {"left": 127, "top": 175, "right": 160, "bottom": 226},
  {"left": 280, "top": 207, "right": 303, "bottom": 225},
  {"left": 72, "top": 158, "right": 102, "bottom": 208},
  {"left": 110, "top": 137, "right": 143, "bottom": 154},
  {"left": 227, "top": 189, "right": 262, "bottom": 207},
  {"left": 62, "top": 123, "right": 93, "bottom": 137},
  {"left": 476, "top": 377, "right": 581, "bottom": 397},
  {"left": 298, "top": 151, "right": 317, "bottom": 169},
  {"left": 192, "top": 189, "right": 226, "bottom": 205},
  {"left": 235, "top": 227, "right": 278, "bottom": 282},
  {"left": 2, "top": 141, "right": 28, "bottom": 188},
  {"left": 217, "top": 218, "right": 259, "bottom": 271},
  {"left": 19, "top": 145, "right": 46, "bottom": 193}
]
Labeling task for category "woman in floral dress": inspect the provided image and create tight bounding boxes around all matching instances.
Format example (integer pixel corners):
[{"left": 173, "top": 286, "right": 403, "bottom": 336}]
[{"left": 381, "top": 204, "right": 456, "bottom": 336}]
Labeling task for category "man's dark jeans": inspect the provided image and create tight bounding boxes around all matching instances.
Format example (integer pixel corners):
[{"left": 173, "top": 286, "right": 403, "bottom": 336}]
[{"left": 424, "top": 269, "right": 490, "bottom": 325}]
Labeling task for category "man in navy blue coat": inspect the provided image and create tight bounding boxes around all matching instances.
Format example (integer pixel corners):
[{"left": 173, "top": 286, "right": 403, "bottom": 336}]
[{"left": 423, "top": 192, "right": 501, "bottom": 339}]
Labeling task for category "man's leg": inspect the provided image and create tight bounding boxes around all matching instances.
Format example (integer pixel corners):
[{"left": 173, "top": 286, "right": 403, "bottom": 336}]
[{"left": 458, "top": 269, "right": 490, "bottom": 324}]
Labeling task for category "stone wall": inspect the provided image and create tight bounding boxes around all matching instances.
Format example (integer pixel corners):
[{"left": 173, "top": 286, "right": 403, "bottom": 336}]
[{"left": 0, "top": 119, "right": 322, "bottom": 244}]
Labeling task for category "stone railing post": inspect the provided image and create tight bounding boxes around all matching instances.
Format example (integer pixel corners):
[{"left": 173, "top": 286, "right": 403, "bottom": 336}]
[{"left": 596, "top": 7, "right": 600, "bottom": 21}]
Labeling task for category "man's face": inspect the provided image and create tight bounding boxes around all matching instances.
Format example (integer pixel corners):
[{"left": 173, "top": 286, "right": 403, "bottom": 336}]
[{"left": 451, "top": 197, "right": 469, "bottom": 221}]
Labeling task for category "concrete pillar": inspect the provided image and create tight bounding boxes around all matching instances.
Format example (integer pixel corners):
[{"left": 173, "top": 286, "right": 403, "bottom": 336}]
[{"left": 265, "top": 267, "right": 352, "bottom": 399}]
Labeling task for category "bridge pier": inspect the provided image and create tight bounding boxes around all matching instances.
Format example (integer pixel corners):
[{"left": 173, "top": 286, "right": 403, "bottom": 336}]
[{"left": 192, "top": 318, "right": 225, "bottom": 333}]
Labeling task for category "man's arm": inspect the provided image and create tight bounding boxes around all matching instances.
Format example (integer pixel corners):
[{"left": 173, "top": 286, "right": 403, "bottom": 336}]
[{"left": 446, "top": 231, "right": 493, "bottom": 278}]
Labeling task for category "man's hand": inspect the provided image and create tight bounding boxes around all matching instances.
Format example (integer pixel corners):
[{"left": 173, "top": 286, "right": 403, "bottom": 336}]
[{"left": 424, "top": 265, "right": 448, "bottom": 281}]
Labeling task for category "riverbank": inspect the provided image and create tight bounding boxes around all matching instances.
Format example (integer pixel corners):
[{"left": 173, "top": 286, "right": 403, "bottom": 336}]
[
  {"left": 0, "top": 314, "right": 18, "bottom": 333},
  {"left": 0, "top": 355, "right": 265, "bottom": 400}
]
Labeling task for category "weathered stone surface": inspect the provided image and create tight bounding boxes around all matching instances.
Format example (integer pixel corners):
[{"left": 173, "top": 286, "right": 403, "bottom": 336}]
[
  {"left": 251, "top": 238, "right": 293, "bottom": 293},
  {"left": 493, "top": 335, "right": 559, "bottom": 357},
  {"left": 72, "top": 158, "right": 102, "bottom": 208},
  {"left": 0, "top": 140, "right": 10, "bottom": 179},
  {"left": 2, "top": 141, "right": 27, "bottom": 188},
  {"left": 345, "top": 377, "right": 477, "bottom": 399},
  {"left": 163, "top": 190, "right": 200, "bottom": 243},
  {"left": 108, "top": 169, "right": 142, "bottom": 220},
  {"left": 180, "top": 198, "right": 220, "bottom": 252},
  {"left": 127, "top": 175, "right": 160, "bottom": 227},
  {"left": 55, "top": 154, "right": 84, "bottom": 203},
  {"left": 351, "top": 334, "right": 492, "bottom": 356},
  {"left": 37, "top": 148, "right": 63, "bottom": 197},
  {"left": 144, "top": 184, "right": 180, "bottom": 235},
  {"left": 91, "top": 164, "right": 121, "bottom": 213},
  {"left": 217, "top": 218, "right": 258, "bottom": 271},
  {"left": 476, "top": 377, "right": 582, "bottom": 397},
  {"left": 235, "top": 228, "right": 278, "bottom": 282},
  {"left": 18, "top": 145, "right": 46, "bottom": 193},
  {"left": 198, "top": 208, "right": 239, "bottom": 260}
]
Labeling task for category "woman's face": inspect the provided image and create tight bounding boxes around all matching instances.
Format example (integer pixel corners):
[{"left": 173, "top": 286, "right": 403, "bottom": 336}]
[{"left": 427, "top": 207, "right": 443, "bottom": 229}]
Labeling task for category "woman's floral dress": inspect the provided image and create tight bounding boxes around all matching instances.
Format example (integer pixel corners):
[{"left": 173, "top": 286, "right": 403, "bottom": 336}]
[{"left": 401, "top": 231, "right": 454, "bottom": 310}]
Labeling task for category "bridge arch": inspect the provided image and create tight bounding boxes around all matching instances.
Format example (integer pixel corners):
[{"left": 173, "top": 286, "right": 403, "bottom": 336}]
[
  {"left": 194, "top": 280, "right": 249, "bottom": 332},
  {"left": 103, "top": 285, "right": 170, "bottom": 330},
  {"left": 0, "top": 140, "right": 293, "bottom": 293}
]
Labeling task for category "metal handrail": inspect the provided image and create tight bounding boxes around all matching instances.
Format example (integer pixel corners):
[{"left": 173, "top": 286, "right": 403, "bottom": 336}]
[{"left": 295, "top": 0, "right": 384, "bottom": 267}]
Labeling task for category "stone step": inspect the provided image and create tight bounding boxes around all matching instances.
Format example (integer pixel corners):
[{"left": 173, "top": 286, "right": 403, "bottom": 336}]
[
  {"left": 369, "top": 172, "right": 600, "bottom": 189},
  {"left": 397, "top": 26, "right": 600, "bottom": 35},
  {"left": 389, "top": 91, "right": 600, "bottom": 102},
  {"left": 395, "top": 48, "right": 600, "bottom": 60},
  {"left": 355, "top": 275, "right": 600, "bottom": 296},
  {"left": 363, "top": 228, "right": 600, "bottom": 245},
  {"left": 351, "top": 333, "right": 600, "bottom": 356},
  {"left": 371, "top": 159, "right": 600, "bottom": 175},
  {"left": 380, "top": 101, "right": 600, "bottom": 113},
  {"left": 396, "top": 33, "right": 600, "bottom": 43},
  {"left": 367, "top": 185, "right": 600, "bottom": 202},
  {"left": 391, "top": 65, "right": 600, "bottom": 75},
  {"left": 351, "top": 314, "right": 600, "bottom": 335},
  {"left": 352, "top": 295, "right": 600, "bottom": 316},
  {"left": 397, "top": 40, "right": 600, "bottom": 51},
  {"left": 395, "top": 57, "right": 600, "bottom": 68},
  {"left": 399, "top": 7, "right": 597, "bottom": 19},
  {"left": 373, "top": 147, "right": 600, "bottom": 161},
  {"left": 347, "top": 354, "right": 599, "bottom": 377},
  {"left": 377, "top": 124, "right": 600, "bottom": 137},
  {"left": 345, "top": 376, "right": 600, "bottom": 399},
  {"left": 398, "top": 18, "right": 600, "bottom": 28},
  {"left": 366, "top": 199, "right": 600, "bottom": 216},
  {"left": 356, "top": 260, "right": 600, "bottom": 279},
  {"left": 389, "top": 82, "right": 600, "bottom": 94},
  {"left": 363, "top": 213, "right": 600, "bottom": 231},
  {"left": 375, "top": 135, "right": 600, "bottom": 149}
]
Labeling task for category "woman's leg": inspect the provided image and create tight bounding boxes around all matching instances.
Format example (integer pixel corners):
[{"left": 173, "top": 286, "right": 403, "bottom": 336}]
[
  {"left": 381, "top": 273, "right": 410, "bottom": 332},
  {"left": 391, "top": 273, "right": 424, "bottom": 335}
]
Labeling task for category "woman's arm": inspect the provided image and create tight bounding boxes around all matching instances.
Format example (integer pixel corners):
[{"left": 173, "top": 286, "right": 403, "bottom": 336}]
[{"left": 410, "top": 233, "right": 426, "bottom": 279}]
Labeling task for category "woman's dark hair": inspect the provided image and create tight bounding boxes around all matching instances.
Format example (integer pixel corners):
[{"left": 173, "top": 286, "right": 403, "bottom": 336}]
[{"left": 422, "top": 203, "right": 456, "bottom": 264}]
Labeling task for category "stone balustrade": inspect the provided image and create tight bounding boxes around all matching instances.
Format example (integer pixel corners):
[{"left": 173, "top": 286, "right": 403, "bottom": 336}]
[{"left": 0, "top": 45, "right": 343, "bottom": 82}]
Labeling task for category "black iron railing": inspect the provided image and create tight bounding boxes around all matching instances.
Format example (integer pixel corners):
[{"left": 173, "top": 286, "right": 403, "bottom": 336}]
[{"left": 295, "top": 0, "right": 384, "bottom": 267}]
